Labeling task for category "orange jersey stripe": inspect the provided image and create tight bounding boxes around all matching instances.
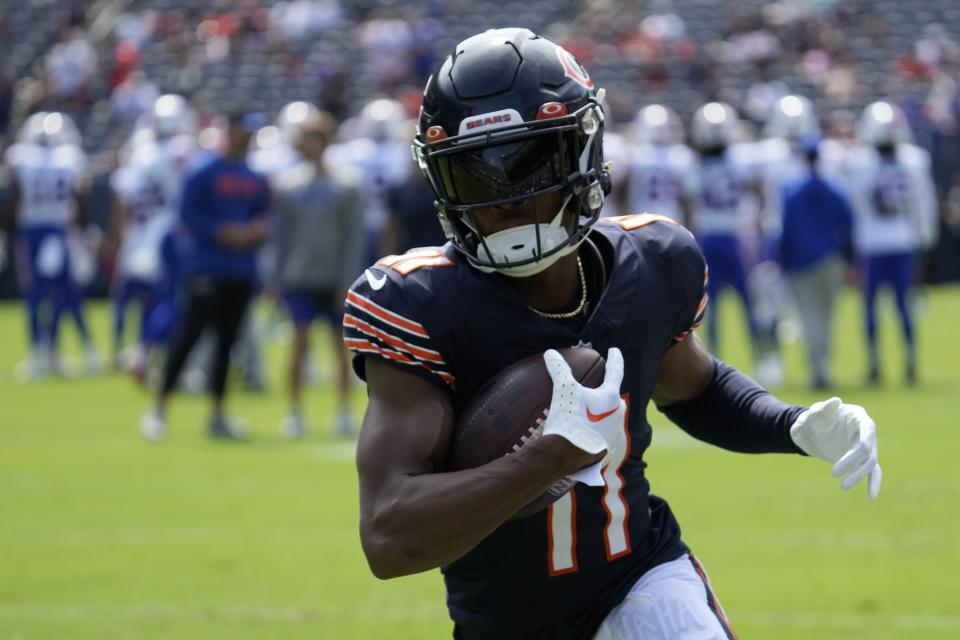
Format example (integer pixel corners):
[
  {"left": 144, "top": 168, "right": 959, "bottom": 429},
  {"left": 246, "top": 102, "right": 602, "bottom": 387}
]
[
  {"left": 607, "top": 212, "right": 679, "bottom": 231},
  {"left": 343, "top": 314, "right": 446, "bottom": 365},
  {"left": 345, "top": 338, "right": 456, "bottom": 388},
  {"left": 346, "top": 290, "right": 429, "bottom": 338}
]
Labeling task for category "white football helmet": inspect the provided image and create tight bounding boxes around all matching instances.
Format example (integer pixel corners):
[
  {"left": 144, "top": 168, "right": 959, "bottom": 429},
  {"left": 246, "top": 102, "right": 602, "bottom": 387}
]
[
  {"left": 764, "top": 94, "right": 819, "bottom": 141},
  {"left": 139, "top": 94, "right": 198, "bottom": 140},
  {"left": 356, "top": 98, "right": 406, "bottom": 141},
  {"left": 276, "top": 101, "right": 319, "bottom": 145},
  {"left": 633, "top": 104, "right": 683, "bottom": 145},
  {"left": 17, "top": 111, "right": 81, "bottom": 147},
  {"left": 690, "top": 102, "right": 739, "bottom": 150},
  {"left": 117, "top": 126, "right": 157, "bottom": 165},
  {"left": 857, "top": 100, "right": 912, "bottom": 147},
  {"left": 252, "top": 125, "right": 282, "bottom": 152}
]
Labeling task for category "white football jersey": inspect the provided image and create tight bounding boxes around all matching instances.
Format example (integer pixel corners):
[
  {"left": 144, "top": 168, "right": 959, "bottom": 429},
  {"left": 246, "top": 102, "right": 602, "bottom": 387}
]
[
  {"left": 625, "top": 142, "right": 694, "bottom": 222},
  {"left": 846, "top": 143, "right": 938, "bottom": 255},
  {"left": 5, "top": 142, "right": 87, "bottom": 229},
  {"left": 683, "top": 143, "right": 756, "bottom": 236},
  {"left": 325, "top": 137, "right": 412, "bottom": 232},
  {"left": 111, "top": 135, "right": 194, "bottom": 280},
  {"left": 600, "top": 130, "right": 628, "bottom": 218},
  {"left": 753, "top": 138, "right": 807, "bottom": 237},
  {"left": 753, "top": 137, "right": 851, "bottom": 237}
]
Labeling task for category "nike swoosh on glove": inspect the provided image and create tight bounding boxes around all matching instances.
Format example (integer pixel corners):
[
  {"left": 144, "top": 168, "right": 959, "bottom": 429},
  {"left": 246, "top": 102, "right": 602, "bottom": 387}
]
[
  {"left": 542, "top": 347, "right": 627, "bottom": 487},
  {"left": 790, "top": 397, "right": 882, "bottom": 501}
]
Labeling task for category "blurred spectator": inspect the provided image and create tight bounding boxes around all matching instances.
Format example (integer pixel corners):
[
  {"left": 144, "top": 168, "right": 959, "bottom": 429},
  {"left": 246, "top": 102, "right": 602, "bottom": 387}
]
[
  {"left": 0, "top": 68, "right": 13, "bottom": 137},
  {"left": 139, "top": 111, "right": 270, "bottom": 442},
  {"left": 914, "top": 24, "right": 958, "bottom": 72},
  {"left": 272, "top": 110, "right": 364, "bottom": 438},
  {"left": 113, "top": 11, "right": 152, "bottom": 49},
  {"left": 358, "top": 12, "right": 413, "bottom": 90},
  {"left": 110, "top": 40, "right": 140, "bottom": 91},
  {"left": 110, "top": 71, "right": 160, "bottom": 122},
  {"left": 269, "top": 0, "right": 342, "bottom": 43},
  {"left": 640, "top": 0, "right": 686, "bottom": 42},
  {"left": 779, "top": 137, "right": 854, "bottom": 389},
  {"left": 45, "top": 27, "right": 97, "bottom": 106}
]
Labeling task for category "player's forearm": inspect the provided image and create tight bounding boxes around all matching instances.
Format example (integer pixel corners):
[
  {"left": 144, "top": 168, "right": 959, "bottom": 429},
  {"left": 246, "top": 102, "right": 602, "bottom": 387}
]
[
  {"left": 659, "top": 358, "right": 806, "bottom": 454},
  {"left": 361, "top": 436, "right": 589, "bottom": 579}
]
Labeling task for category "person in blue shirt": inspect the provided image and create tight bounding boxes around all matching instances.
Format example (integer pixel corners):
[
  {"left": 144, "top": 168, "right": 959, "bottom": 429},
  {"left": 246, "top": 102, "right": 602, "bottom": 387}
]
[
  {"left": 139, "top": 111, "right": 270, "bottom": 441},
  {"left": 779, "top": 135, "right": 854, "bottom": 389}
]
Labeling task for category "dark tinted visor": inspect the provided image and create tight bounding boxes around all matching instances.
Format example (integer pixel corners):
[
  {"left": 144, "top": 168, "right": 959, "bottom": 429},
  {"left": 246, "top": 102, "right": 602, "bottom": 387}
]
[{"left": 434, "top": 130, "right": 578, "bottom": 206}]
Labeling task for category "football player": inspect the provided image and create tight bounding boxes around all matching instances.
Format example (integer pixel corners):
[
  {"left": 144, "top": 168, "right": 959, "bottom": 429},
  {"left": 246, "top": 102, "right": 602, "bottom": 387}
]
[
  {"left": 248, "top": 100, "right": 318, "bottom": 178},
  {"left": 749, "top": 95, "right": 824, "bottom": 387},
  {"left": 683, "top": 102, "right": 761, "bottom": 363},
  {"left": 346, "top": 29, "right": 882, "bottom": 639},
  {"left": 4, "top": 111, "right": 99, "bottom": 378},
  {"left": 109, "top": 94, "right": 197, "bottom": 372},
  {"left": 325, "top": 98, "right": 412, "bottom": 262},
  {"left": 622, "top": 104, "right": 693, "bottom": 224},
  {"left": 846, "top": 101, "right": 938, "bottom": 384}
]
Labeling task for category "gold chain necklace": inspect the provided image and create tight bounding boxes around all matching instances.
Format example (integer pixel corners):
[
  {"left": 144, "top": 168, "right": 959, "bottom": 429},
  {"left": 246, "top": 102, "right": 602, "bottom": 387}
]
[{"left": 529, "top": 256, "right": 588, "bottom": 320}]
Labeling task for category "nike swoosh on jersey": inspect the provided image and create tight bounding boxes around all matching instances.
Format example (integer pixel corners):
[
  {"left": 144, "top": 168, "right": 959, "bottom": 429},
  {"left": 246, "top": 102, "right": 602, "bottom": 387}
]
[
  {"left": 586, "top": 405, "right": 618, "bottom": 422},
  {"left": 365, "top": 269, "right": 387, "bottom": 291}
]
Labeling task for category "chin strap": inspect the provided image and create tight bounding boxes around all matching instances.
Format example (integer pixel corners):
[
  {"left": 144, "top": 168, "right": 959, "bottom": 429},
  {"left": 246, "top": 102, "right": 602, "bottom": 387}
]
[{"left": 471, "top": 195, "right": 584, "bottom": 277}]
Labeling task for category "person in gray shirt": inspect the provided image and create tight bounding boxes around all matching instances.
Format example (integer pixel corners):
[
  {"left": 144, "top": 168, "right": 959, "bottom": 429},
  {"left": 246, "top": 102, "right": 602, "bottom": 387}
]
[{"left": 272, "top": 111, "right": 365, "bottom": 438}]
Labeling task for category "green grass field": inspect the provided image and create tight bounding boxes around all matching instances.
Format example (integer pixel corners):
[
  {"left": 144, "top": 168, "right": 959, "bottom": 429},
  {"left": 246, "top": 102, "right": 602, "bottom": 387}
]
[{"left": 2, "top": 288, "right": 959, "bottom": 639}]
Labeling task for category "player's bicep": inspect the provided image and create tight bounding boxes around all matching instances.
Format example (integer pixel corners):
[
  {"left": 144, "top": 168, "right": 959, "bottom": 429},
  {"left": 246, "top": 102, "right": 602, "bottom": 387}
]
[
  {"left": 652, "top": 332, "right": 714, "bottom": 407},
  {"left": 357, "top": 356, "right": 455, "bottom": 488}
]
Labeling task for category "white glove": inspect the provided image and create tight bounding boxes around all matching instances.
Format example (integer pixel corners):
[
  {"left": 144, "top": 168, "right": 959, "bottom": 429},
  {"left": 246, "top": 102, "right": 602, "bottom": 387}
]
[
  {"left": 790, "top": 397, "right": 882, "bottom": 501},
  {"left": 542, "top": 347, "right": 627, "bottom": 487}
]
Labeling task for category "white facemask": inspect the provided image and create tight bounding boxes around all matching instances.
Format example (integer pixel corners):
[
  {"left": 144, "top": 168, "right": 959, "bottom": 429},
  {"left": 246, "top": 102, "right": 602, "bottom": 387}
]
[{"left": 474, "top": 197, "right": 578, "bottom": 278}]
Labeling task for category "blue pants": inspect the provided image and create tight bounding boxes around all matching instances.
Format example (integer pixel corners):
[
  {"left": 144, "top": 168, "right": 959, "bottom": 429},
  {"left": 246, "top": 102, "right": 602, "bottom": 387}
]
[
  {"left": 698, "top": 234, "right": 756, "bottom": 354},
  {"left": 113, "top": 277, "right": 159, "bottom": 353},
  {"left": 284, "top": 289, "right": 342, "bottom": 328},
  {"left": 18, "top": 227, "right": 90, "bottom": 348},
  {"left": 862, "top": 251, "right": 915, "bottom": 364}
]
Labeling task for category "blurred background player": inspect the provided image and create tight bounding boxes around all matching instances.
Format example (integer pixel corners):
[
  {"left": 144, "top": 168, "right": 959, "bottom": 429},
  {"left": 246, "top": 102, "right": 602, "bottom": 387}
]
[
  {"left": 272, "top": 110, "right": 364, "bottom": 439},
  {"left": 139, "top": 111, "right": 270, "bottom": 441},
  {"left": 3, "top": 112, "right": 99, "bottom": 379},
  {"left": 249, "top": 101, "right": 317, "bottom": 178},
  {"left": 779, "top": 135, "right": 855, "bottom": 389},
  {"left": 622, "top": 104, "right": 692, "bottom": 223},
  {"left": 750, "top": 95, "right": 825, "bottom": 387},
  {"left": 381, "top": 120, "right": 446, "bottom": 256},
  {"left": 847, "top": 101, "right": 939, "bottom": 385},
  {"left": 108, "top": 94, "right": 197, "bottom": 373},
  {"left": 683, "top": 101, "right": 761, "bottom": 365},
  {"left": 327, "top": 98, "right": 411, "bottom": 263}
]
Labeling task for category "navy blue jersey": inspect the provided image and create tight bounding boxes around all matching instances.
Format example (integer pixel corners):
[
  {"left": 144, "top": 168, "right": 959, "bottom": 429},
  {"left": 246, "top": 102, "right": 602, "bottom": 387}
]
[{"left": 345, "top": 214, "right": 708, "bottom": 638}]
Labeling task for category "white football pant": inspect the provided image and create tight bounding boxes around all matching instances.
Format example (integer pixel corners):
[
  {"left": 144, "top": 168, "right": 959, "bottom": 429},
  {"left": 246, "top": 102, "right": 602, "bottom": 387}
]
[{"left": 593, "top": 553, "right": 735, "bottom": 640}]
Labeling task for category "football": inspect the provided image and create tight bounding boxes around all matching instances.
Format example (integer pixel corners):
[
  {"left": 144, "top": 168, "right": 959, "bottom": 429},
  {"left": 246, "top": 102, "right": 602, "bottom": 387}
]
[{"left": 447, "top": 346, "right": 606, "bottom": 520}]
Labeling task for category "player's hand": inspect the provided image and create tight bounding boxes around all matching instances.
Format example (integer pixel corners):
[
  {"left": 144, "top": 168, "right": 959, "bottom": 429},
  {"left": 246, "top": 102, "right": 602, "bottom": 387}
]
[
  {"left": 246, "top": 217, "right": 269, "bottom": 244},
  {"left": 790, "top": 397, "right": 882, "bottom": 501},
  {"left": 541, "top": 347, "right": 626, "bottom": 487},
  {"left": 215, "top": 223, "right": 248, "bottom": 249}
]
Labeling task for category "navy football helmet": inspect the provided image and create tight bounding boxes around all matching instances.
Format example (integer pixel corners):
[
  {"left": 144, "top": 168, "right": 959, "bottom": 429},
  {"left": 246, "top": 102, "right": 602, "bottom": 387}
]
[{"left": 413, "top": 28, "right": 609, "bottom": 275}]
